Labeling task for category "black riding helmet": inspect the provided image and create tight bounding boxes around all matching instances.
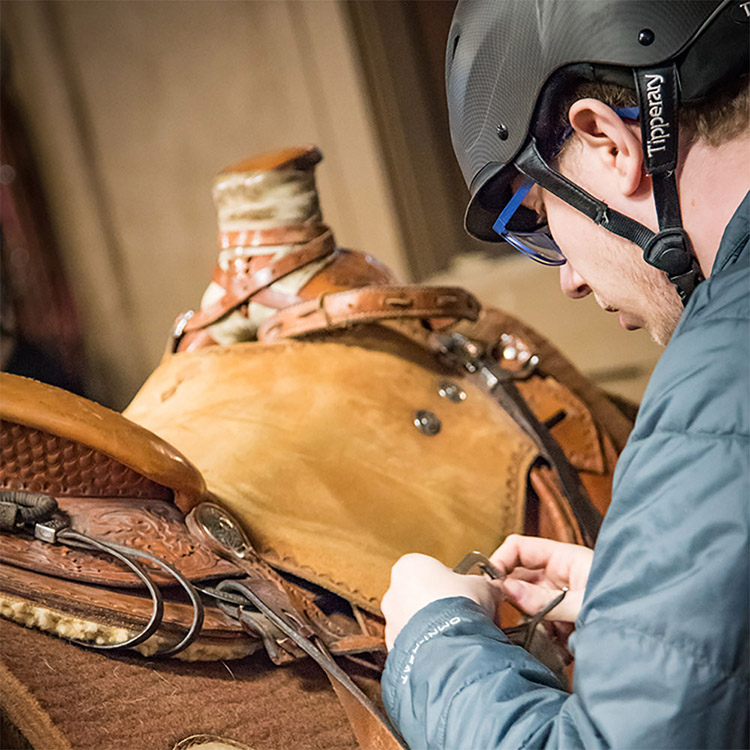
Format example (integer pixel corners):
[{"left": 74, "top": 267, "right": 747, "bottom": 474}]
[{"left": 447, "top": 0, "right": 749, "bottom": 303}]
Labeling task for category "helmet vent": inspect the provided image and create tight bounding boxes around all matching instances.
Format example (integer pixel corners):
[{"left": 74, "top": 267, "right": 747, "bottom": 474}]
[{"left": 451, "top": 34, "right": 460, "bottom": 61}]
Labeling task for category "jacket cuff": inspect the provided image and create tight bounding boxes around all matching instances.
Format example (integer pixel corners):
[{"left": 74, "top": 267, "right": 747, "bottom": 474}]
[{"left": 382, "top": 596, "right": 508, "bottom": 715}]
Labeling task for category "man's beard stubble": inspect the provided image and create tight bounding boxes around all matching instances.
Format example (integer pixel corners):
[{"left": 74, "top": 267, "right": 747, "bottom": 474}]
[
  {"left": 638, "top": 263, "right": 684, "bottom": 347},
  {"left": 603, "top": 230, "right": 684, "bottom": 347}
]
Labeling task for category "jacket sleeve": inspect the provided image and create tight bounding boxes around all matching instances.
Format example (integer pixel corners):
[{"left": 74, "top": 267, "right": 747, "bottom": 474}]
[
  {"left": 383, "top": 357, "right": 749, "bottom": 748},
  {"left": 382, "top": 596, "right": 595, "bottom": 749}
]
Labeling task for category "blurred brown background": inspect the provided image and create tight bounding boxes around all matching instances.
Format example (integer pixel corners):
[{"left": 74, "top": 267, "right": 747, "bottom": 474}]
[{"left": 1, "top": 0, "right": 660, "bottom": 410}]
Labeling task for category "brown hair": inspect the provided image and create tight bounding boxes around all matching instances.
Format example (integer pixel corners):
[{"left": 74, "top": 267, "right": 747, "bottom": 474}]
[{"left": 558, "top": 75, "right": 749, "bottom": 152}]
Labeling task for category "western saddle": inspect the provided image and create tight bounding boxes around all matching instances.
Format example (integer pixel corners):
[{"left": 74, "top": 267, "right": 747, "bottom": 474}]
[{"left": 0, "top": 145, "right": 633, "bottom": 750}]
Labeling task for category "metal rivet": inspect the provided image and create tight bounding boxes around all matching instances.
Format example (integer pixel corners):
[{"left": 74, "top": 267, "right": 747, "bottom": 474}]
[
  {"left": 438, "top": 381, "right": 467, "bottom": 403},
  {"left": 496, "top": 123, "right": 508, "bottom": 141},
  {"left": 502, "top": 345, "right": 517, "bottom": 361},
  {"left": 414, "top": 410, "right": 441, "bottom": 436},
  {"left": 638, "top": 28, "right": 655, "bottom": 45}
]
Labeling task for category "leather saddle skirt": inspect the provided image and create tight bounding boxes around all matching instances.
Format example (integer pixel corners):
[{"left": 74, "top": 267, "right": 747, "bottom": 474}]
[
  {"left": 125, "top": 330, "right": 537, "bottom": 612},
  {"left": 124, "top": 310, "right": 628, "bottom": 613}
]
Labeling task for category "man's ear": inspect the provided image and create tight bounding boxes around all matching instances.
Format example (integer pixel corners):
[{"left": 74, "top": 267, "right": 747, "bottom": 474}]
[{"left": 568, "top": 98, "right": 644, "bottom": 197}]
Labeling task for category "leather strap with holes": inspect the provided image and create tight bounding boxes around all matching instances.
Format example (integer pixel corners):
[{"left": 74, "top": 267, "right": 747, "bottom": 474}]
[
  {"left": 181, "top": 231, "right": 337, "bottom": 334},
  {"left": 257, "top": 285, "right": 481, "bottom": 342}
]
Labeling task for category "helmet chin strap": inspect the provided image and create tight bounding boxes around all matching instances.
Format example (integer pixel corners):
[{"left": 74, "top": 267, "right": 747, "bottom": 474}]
[
  {"left": 515, "top": 64, "right": 703, "bottom": 306},
  {"left": 633, "top": 64, "right": 703, "bottom": 305}
]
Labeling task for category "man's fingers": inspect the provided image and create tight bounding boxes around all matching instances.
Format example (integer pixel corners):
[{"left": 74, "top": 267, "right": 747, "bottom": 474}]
[
  {"left": 506, "top": 567, "right": 546, "bottom": 585},
  {"left": 491, "top": 535, "right": 593, "bottom": 591},
  {"left": 382, "top": 552, "right": 505, "bottom": 651},
  {"left": 502, "top": 579, "right": 583, "bottom": 623},
  {"left": 490, "top": 534, "right": 569, "bottom": 574}
]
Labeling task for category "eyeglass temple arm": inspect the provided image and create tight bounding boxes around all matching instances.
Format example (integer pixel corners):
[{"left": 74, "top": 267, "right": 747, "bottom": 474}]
[{"left": 514, "top": 138, "right": 656, "bottom": 250}]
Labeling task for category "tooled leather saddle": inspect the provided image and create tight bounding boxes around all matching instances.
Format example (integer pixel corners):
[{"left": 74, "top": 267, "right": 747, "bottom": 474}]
[{"left": 0, "top": 145, "right": 633, "bottom": 750}]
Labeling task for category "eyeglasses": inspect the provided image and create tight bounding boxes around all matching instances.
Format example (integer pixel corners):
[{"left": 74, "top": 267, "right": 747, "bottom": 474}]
[
  {"left": 492, "top": 176, "right": 566, "bottom": 266},
  {"left": 493, "top": 106, "right": 640, "bottom": 266}
]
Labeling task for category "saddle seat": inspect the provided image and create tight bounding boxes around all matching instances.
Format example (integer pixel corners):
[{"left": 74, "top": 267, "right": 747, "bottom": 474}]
[{"left": 0, "top": 372, "right": 261, "bottom": 659}]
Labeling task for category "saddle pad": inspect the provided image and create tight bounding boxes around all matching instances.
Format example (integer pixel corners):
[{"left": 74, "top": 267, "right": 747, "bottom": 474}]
[
  {"left": 124, "top": 334, "right": 538, "bottom": 612},
  {"left": 0, "top": 617, "right": 359, "bottom": 750},
  {"left": 0, "top": 563, "right": 256, "bottom": 660}
]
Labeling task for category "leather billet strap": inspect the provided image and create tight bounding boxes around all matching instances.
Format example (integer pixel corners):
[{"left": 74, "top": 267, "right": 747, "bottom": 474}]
[
  {"left": 496, "top": 378, "right": 601, "bottom": 546},
  {"left": 204, "top": 555, "right": 384, "bottom": 661},
  {"left": 179, "top": 231, "right": 337, "bottom": 335},
  {"left": 257, "top": 286, "right": 481, "bottom": 342},
  {"left": 219, "top": 223, "right": 327, "bottom": 250},
  {"left": 185, "top": 504, "right": 384, "bottom": 657},
  {"left": 431, "top": 331, "right": 602, "bottom": 547}
]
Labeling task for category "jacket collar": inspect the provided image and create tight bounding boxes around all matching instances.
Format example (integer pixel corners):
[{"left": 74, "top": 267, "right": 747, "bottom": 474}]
[{"left": 712, "top": 191, "right": 749, "bottom": 276}]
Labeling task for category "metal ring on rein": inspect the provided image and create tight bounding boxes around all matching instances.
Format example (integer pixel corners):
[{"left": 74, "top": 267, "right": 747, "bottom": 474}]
[{"left": 453, "top": 549, "right": 568, "bottom": 652}]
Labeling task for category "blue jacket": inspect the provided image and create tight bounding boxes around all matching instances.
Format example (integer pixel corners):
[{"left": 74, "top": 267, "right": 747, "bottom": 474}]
[{"left": 383, "top": 194, "right": 750, "bottom": 749}]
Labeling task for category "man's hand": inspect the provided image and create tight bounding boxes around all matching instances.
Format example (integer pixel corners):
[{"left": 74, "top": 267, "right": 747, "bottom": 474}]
[
  {"left": 381, "top": 553, "right": 502, "bottom": 651},
  {"left": 490, "top": 534, "right": 593, "bottom": 622}
]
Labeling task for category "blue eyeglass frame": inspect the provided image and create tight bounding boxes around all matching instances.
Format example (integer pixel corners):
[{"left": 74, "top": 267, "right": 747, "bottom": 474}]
[
  {"left": 492, "top": 176, "right": 566, "bottom": 266},
  {"left": 493, "top": 178, "right": 534, "bottom": 234},
  {"left": 492, "top": 106, "right": 640, "bottom": 266}
]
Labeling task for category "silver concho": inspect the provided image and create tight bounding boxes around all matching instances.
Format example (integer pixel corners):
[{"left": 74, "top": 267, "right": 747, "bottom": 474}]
[{"left": 187, "top": 502, "right": 254, "bottom": 559}]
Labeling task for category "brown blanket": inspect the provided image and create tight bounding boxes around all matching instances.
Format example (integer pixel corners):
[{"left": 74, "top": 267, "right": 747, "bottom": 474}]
[{"left": 0, "top": 617, "right": 362, "bottom": 750}]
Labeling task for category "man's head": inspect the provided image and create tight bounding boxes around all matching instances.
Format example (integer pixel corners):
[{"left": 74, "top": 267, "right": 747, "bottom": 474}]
[
  {"left": 446, "top": 0, "right": 749, "bottom": 341},
  {"left": 532, "top": 109, "right": 685, "bottom": 345},
  {"left": 533, "top": 80, "right": 748, "bottom": 344}
]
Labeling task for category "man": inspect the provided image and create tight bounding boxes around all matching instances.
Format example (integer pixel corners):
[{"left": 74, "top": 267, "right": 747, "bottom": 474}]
[{"left": 381, "top": 1, "right": 749, "bottom": 747}]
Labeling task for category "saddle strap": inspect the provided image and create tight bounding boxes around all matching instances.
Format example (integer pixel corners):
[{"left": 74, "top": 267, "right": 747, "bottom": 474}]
[
  {"left": 257, "top": 286, "right": 481, "bottom": 342},
  {"left": 492, "top": 378, "right": 601, "bottom": 546},
  {"left": 431, "top": 331, "right": 602, "bottom": 547},
  {"left": 185, "top": 503, "right": 385, "bottom": 656},
  {"left": 219, "top": 223, "right": 327, "bottom": 250},
  {"left": 181, "top": 230, "right": 337, "bottom": 334},
  {"left": 329, "top": 679, "right": 406, "bottom": 750}
]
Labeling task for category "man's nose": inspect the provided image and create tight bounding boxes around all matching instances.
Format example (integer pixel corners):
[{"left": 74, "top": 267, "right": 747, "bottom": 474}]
[{"left": 559, "top": 263, "right": 591, "bottom": 299}]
